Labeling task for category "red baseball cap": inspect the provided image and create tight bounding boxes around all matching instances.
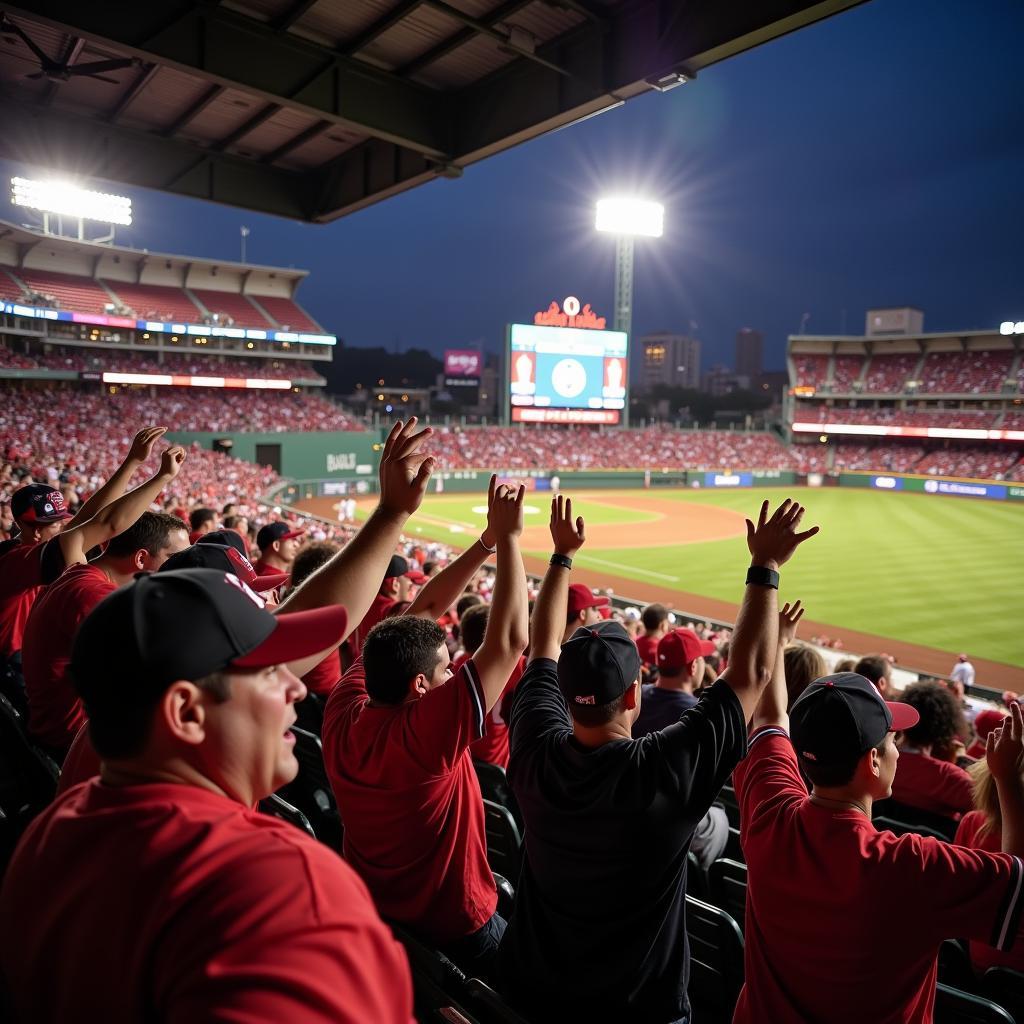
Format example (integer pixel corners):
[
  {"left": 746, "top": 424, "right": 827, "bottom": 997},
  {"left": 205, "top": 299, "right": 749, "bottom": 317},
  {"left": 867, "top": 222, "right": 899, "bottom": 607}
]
[
  {"left": 405, "top": 569, "right": 429, "bottom": 585},
  {"left": 567, "top": 583, "right": 610, "bottom": 617},
  {"left": 657, "top": 628, "right": 716, "bottom": 672}
]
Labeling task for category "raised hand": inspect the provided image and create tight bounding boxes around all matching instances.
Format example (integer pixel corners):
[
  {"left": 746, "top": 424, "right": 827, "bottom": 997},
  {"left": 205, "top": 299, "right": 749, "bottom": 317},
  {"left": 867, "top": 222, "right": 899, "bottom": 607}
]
[
  {"left": 987, "top": 703, "right": 1023, "bottom": 782},
  {"left": 489, "top": 482, "right": 524, "bottom": 539},
  {"left": 778, "top": 599, "right": 805, "bottom": 647},
  {"left": 481, "top": 474, "right": 499, "bottom": 549},
  {"left": 550, "top": 493, "right": 585, "bottom": 557},
  {"left": 128, "top": 426, "right": 168, "bottom": 464},
  {"left": 159, "top": 445, "right": 186, "bottom": 478},
  {"left": 745, "top": 498, "right": 819, "bottom": 570},
  {"left": 378, "top": 418, "right": 434, "bottom": 519}
]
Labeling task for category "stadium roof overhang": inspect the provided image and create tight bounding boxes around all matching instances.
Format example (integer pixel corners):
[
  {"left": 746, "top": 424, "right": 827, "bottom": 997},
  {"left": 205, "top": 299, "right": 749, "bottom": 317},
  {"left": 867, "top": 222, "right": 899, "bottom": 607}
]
[{"left": 0, "top": 0, "right": 865, "bottom": 224}]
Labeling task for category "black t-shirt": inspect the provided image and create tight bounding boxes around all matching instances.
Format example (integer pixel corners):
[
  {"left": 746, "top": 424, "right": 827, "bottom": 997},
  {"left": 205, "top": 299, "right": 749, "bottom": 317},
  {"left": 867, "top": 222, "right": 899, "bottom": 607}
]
[
  {"left": 635, "top": 684, "right": 698, "bottom": 737},
  {"left": 497, "top": 658, "right": 746, "bottom": 1024}
]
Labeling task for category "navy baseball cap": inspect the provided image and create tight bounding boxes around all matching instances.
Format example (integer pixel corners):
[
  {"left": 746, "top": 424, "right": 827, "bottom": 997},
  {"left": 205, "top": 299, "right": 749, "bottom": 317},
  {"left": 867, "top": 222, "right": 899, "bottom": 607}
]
[
  {"left": 256, "top": 521, "right": 304, "bottom": 551},
  {"left": 11, "top": 484, "right": 73, "bottom": 524},
  {"left": 790, "top": 672, "right": 920, "bottom": 766},
  {"left": 160, "top": 542, "right": 289, "bottom": 593},
  {"left": 558, "top": 620, "right": 642, "bottom": 707}
]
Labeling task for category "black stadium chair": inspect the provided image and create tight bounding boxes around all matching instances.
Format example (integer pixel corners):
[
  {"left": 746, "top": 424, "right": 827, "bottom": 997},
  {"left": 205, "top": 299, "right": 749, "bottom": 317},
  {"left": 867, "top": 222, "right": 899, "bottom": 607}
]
[
  {"left": 0, "top": 693, "right": 59, "bottom": 855},
  {"left": 276, "top": 726, "right": 344, "bottom": 852},
  {"left": 938, "top": 939, "right": 977, "bottom": 994},
  {"left": 258, "top": 793, "right": 317, "bottom": 840},
  {"left": 935, "top": 983, "right": 1015, "bottom": 1024},
  {"left": 293, "top": 690, "right": 326, "bottom": 736},
  {"left": 717, "top": 783, "right": 742, "bottom": 829},
  {"left": 724, "top": 825, "right": 744, "bottom": 863},
  {"left": 492, "top": 872, "right": 515, "bottom": 919},
  {"left": 465, "top": 978, "right": 533, "bottom": 1024},
  {"left": 686, "top": 850, "right": 710, "bottom": 902},
  {"left": 482, "top": 799, "right": 522, "bottom": 883},
  {"left": 390, "top": 922, "right": 483, "bottom": 1024},
  {"left": 708, "top": 857, "right": 748, "bottom": 933},
  {"left": 982, "top": 967, "right": 1024, "bottom": 1023},
  {"left": 473, "top": 759, "right": 523, "bottom": 832},
  {"left": 873, "top": 799, "right": 958, "bottom": 842},
  {"left": 685, "top": 894, "right": 745, "bottom": 1023}
]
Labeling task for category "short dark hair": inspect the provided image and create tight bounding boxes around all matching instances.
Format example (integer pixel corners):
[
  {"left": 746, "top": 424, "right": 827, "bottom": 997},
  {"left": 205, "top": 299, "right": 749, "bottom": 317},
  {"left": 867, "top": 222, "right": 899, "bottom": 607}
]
[
  {"left": 83, "top": 670, "right": 230, "bottom": 760},
  {"left": 459, "top": 604, "right": 489, "bottom": 654},
  {"left": 363, "top": 617, "right": 445, "bottom": 705},
  {"left": 901, "top": 681, "right": 966, "bottom": 748},
  {"left": 223, "top": 514, "right": 246, "bottom": 530},
  {"left": 800, "top": 737, "right": 887, "bottom": 788},
  {"left": 642, "top": 603, "right": 669, "bottom": 631},
  {"left": 105, "top": 511, "right": 188, "bottom": 559},
  {"left": 457, "top": 593, "right": 483, "bottom": 619},
  {"left": 569, "top": 693, "right": 626, "bottom": 728},
  {"left": 189, "top": 507, "right": 216, "bottom": 531},
  {"left": 855, "top": 655, "right": 891, "bottom": 687},
  {"left": 290, "top": 540, "right": 339, "bottom": 590}
]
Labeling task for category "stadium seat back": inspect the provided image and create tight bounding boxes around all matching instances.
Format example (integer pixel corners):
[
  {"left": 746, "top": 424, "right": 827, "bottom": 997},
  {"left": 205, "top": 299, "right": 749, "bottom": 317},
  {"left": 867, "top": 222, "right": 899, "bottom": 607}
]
[
  {"left": 465, "top": 978, "right": 533, "bottom": 1024},
  {"left": 724, "top": 825, "right": 744, "bottom": 862},
  {"left": 0, "top": 694, "right": 59, "bottom": 837},
  {"left": 717, "top": 783, "right": 741, "bottom": 829},
  {"left": 708, "top": 857, "right": 748, "bottom": 933},
  {"left": 935, "top": 982, "right": 1015, "bottom": 1024},
  {"left": 686, "top": 850, "right": 710, "bottom": 901},
  {"left": 938, "top": 939, "right": 976, "bottom": 994},
  {"left": 685, "top": 894, "right": 745, "bottom": 1022},
  {"left": 276, "top": 726, "right": 344, "bottom": 851},
  {"left": 982, "top": 967, "right": 1024, "bottom": 1023},
  {"left": 293, "top": 691, "right": 325, "bottom": 736},
  {"left": 873, "top": 799, "right": 958, "bottom": 841},
  {"left": 492, "top": 872, "right": 515, "bottom": 919},
  {"left": 390, "top": 922, "right": 483, "bottom": 1024},
  {"left": 473, "top": 759, "right": 523, "bottom": 831},
  {"left": 258, "top": 793, "right": 317, "bottom": 840},
  {"left": 482, "top": 799, "right": 522, "bottom": 883}
]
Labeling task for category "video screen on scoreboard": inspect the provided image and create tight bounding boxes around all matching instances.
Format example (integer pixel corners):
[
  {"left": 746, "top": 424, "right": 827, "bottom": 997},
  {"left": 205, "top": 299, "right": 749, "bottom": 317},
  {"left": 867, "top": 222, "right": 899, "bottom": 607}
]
[{"left": 508, "top": 323, "right": 628, "bottom": 425}]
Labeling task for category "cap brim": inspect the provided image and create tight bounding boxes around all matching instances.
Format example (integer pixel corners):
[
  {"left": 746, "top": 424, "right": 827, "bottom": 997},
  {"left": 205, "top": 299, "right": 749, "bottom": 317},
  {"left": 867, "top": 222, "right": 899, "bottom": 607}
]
[
  {"left": 589, "top": 595, "right": 610, "bottom": 609},
  {"left": 887, "top": 701, "right": 920, "bottom": 732},
  {"left": 699, "top": 639, "right": 716, "bottom": 656},
  {"left": 252, "top": 571, "right": 290, "bottom": 593},
  {"left": 21, "top": 509, "right": 73, "bottom": 524},
  {"left": 232, "top": 604, "right": 347, "bottom": 668},
  {"left": 279, "top": 529, "right": 305, "bottom": 541},
  {"left": 405, "top": 571, "right": 428, "bottom": 584}
]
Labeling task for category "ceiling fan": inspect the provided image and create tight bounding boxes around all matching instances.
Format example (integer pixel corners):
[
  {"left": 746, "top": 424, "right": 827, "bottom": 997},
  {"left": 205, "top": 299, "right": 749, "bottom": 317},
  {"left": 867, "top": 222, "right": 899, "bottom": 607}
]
[{"left": 1, "top": 14, "right": 136, "bottom": 85}]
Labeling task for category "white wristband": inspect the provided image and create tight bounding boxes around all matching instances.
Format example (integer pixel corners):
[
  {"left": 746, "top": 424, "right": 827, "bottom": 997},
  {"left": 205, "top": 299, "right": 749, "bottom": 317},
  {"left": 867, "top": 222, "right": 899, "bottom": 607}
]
[{"left": 479, "top": 534, "right": 497, "bottom": 553}]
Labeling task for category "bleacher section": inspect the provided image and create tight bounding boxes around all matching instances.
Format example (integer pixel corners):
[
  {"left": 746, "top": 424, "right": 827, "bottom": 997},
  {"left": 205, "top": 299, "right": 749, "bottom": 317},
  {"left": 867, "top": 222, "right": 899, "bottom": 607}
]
[
  {"left": 831, "top": 354, "right": 863, "bottom": 391},
  {"left": 793, "top": 354, "right": 828, "bottom": 387},
  {"left": 17, "top": 269, "right": 112, "bottom": 316},
  {"left": 919, "top": 350, "right": 1012, "bottom": 395},
  {"left": 256, "top": 295, "right": 323, "bottom": 332},
  {"left": 189, "top": 289, "right": 274, "bottom": 329},
  {"left": 100, "top": 281, "right": 203, "bottom": 323},
  {"left": 0, "top": 269, "right": 24, "bottom": 302},
  {"left": 863, "top": 352, "right": 919, "bottom": 393}
]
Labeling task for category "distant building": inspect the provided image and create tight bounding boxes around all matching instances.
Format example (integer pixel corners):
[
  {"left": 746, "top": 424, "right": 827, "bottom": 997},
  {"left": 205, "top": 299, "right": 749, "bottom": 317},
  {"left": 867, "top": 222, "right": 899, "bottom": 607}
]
[
  {"left": 735, "top": 328, "right": 763, "bottom": 378},
  {"left": 640, "top": 331, "right": 700, "bottom": 390},
  {"left": 703, "top": 364, "right": 750, "bottom": 397},
  {"left": 865, "top": 307, "right": 924, "bottom": 337}
]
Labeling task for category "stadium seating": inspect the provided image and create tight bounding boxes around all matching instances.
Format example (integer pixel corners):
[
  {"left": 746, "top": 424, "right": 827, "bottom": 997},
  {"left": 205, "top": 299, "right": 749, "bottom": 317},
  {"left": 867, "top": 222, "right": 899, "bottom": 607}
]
[
  {"left": 831, "top": 354, "right": 864, "bottom": 391},
  {"left": 863, "top": 353, "right": 920, "bottom": 393},
  {"left": 919, "top": 351, "right": 1012, "bottom": 395},
  {"left": 685, "top": 895, "right": 745, "bottom": 1022},
  {"left": 0, "top": 268, "right": 25, "bottom": 302},
  {"left": 17, "top": 269, "right": 112, "bottom": 315},
  {"left": 257, "top": 793, "right": 317, "bottom": 839},
  {"left": 793, "top": 354, "right": 828, "bottom": 387},
  {"left": 708, "top": 858, "right": 748, "bottom": 933},
  {"left": 482, "top": 798, "right": 523, "bottom": 883},
  {"left": 935, "top": 983, "right": 1015, "bottom": 1024},
  {"left": 101, "top": 281, "right": 203, "bottom": 323},
  {"left": 256, "top": 295, "right": 323, "bottom": 333},
  {"left": 189, "top": 289, "right": 274, "bottom": 329},
  {"left": 276, "top": 726, "right": 344, "bottom": 852}
]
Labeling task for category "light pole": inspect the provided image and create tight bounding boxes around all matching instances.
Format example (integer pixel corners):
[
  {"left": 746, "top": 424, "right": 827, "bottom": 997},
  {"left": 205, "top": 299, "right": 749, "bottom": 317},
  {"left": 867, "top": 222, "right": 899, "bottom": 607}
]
[{"left": 595, "top": 197, "right": 664, "bottom": 426}]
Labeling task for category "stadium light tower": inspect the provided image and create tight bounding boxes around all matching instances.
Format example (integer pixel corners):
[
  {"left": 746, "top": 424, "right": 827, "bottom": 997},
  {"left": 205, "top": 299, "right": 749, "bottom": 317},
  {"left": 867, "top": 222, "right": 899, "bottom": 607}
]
[
  {"left": 595, "top": 197, "right": 664, "bottom": 342},
  {"left": 10, "top": 176, "right": 132, "bottom": 243}
]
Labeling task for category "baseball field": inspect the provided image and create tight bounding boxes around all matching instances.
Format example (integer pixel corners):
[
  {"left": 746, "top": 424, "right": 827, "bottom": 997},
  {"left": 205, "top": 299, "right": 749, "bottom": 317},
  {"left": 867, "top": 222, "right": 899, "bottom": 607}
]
[{"left": 305, "top": 486, "right": 1024, "bottom": 686}]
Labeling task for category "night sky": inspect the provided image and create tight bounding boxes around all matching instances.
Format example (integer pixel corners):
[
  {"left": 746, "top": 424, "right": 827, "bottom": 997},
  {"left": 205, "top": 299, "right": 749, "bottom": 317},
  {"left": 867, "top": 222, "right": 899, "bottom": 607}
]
[{"left": 1, "top": 0, "right": 1022, "bottom": 375}]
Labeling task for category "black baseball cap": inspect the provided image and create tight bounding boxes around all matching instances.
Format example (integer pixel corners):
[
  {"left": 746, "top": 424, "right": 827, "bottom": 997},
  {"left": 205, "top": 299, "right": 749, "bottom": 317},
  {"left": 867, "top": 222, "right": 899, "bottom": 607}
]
[
  {"left": 790, "top": 672, "right": 920, "bottom": 766},
  {"left": 256, "top": 521, "right": 304, "bottom": 551},
  {"left": 71, "top": 568, "right": 346, "bottom": 702},
  {"left": 199, "top": 529, "right": 247, "bottom": 556},
  {"left": 558, "top": 620, "right": 642, "bottom": 707},
  {"left": 160, "top": 542, "right": 290, "bottom": 594},
  {"left": 11, "top": 484, "right": 73, "bottom": 524}
]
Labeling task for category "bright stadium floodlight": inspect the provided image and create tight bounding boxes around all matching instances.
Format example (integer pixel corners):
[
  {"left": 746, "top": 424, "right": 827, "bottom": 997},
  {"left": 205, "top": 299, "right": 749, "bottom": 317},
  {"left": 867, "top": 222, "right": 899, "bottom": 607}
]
[
  {"left": 595, "top": 197, "right": 664, "bottom": 238},
  {"left": 11, "top": 176, "right": 133, "bottom": 227}
]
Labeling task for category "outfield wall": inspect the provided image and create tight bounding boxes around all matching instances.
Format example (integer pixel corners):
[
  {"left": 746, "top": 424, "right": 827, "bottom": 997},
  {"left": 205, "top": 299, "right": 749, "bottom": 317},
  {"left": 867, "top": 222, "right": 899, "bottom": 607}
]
[{"left": 839, "top": 471, "right": 1024, "bottom": 502}]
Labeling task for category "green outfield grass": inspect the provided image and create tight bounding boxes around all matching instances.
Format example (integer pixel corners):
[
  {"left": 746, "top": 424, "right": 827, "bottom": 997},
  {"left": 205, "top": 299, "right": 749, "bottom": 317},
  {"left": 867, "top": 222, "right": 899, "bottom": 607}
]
[{"left": 364, "top": 488, "right": 1024, "bottom": 667}]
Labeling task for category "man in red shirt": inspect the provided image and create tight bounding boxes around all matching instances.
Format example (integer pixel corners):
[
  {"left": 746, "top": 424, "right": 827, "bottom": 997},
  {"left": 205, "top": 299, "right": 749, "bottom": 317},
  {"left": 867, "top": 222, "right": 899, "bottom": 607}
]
[
  {"left": 253, "top": 521, "right": 304, "bottom": 577},
  {"left": 561, "top": 581, "right": 608, "bottom": 644},
  {"left": 21, "top": 510, "right": 189, "bottom": 757},
  {"left": 324, "top": 475, "right": 529, "bottom": 974},
  {"left": 0, "top": 568, "right": 413, "bottom": 1024},
  {"left": 0, "top": 427, "right": 185, "bottom": 711},
  {"left": 635, "top": 601, "right": 670, "bottom": 668},
  {"left": 734, "top": 653, "right": 1024, "bottom": 1022},
  {"left": 346, "top": 553, "right": 429, "bottom": 654}
]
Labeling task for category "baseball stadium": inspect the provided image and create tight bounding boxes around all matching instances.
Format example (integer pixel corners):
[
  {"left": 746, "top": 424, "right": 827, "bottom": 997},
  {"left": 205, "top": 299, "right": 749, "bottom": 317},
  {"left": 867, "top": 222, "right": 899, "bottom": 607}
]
[{"left": 1, "top": 1, "right": 1023, "bottom": 1022}]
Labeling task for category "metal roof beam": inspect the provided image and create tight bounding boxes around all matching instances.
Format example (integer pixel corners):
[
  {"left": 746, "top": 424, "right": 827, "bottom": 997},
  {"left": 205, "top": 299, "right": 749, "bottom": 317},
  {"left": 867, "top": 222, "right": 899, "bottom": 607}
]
[
  {"left": 210, "top": 102, "right": 282, "bottom": 152},
  {"left": 272, "top": 0, "right": 322, "bottom": 33},
  {"left": 162, "top": 84, "right": 224, "bottom": 136},
  {"left": 262, "top": 118, "right": 331, "bottom": 164},
  {"left": 6, "top": 2, "right": 452, "bottom": 159},
  {"left": 106, "top": 61, "right": 160, "bottom": 122},
  {"left": 340, "top": 0, "right": 426, "bottom": 56}
]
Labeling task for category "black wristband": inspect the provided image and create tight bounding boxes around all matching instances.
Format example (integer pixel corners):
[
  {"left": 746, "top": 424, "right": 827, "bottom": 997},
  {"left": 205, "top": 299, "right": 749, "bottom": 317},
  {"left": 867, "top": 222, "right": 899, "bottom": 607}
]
[
  {"left": 746, "top": 565, "right": 779, "bottom": 589},
  {"left": 550, "top": 553, "right": 573, "bottom": 570}
]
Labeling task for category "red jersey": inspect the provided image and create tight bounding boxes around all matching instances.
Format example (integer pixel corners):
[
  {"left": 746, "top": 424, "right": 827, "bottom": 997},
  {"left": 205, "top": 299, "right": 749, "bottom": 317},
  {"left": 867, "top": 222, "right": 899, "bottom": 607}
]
[
  {"left": 733, "top": 728, "right": 1024, "bottom": 1024},
  {"left": 22, "top": 563, "right": 115, "bottom": 751},
  {"left": 635, "top": 633, "right": 660, "bottom": 667},
  {"left": 302, "top": 646, "right": 342, "bottom": 698},
  {"left": 460, "top": 651, "right": 525, "bottom": 770},
  {"left": 890, "top": 749, "right": 974, "bottom": 819},
  {"left": 0, "top": 781, "right": 413, "bottom": 1024},
  {"left": 955, "top": 810, "right": 1024, "bottom": 976},
  {"left": 0, "top": 538, "right": 64, "bottom": 657},
  {"left": 322, "top": 656, "right": 496, "bottom": 945}
]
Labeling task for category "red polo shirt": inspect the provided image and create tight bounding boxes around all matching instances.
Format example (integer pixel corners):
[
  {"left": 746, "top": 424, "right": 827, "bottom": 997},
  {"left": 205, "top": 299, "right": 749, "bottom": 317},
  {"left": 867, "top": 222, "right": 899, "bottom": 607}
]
[
  {"left": 0, "top": 538, "right": 64, "bottom": 657},
  {"left": 0, "top": 781, "right": 414, "bottom": 1024},
  {"left": 22, "top": 563, "right": 115, "bottom": 752},
  {"left": 322, "top": 656, "right": 496, "bottom": 945},
  {"left": 890, "top": 749, "right": 974, "bottom": 819},
  {"left": 733, "top": 728, "right": 1024, "bottom": 1023}
]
